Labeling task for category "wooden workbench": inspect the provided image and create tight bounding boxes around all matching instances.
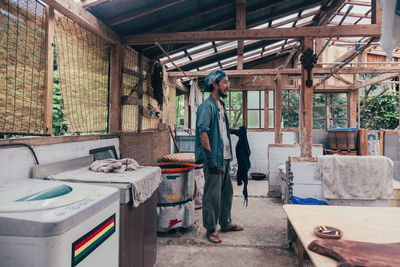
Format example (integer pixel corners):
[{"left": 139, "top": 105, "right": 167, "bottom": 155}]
[{"left": 283, "top": 205, "right": 400, "bottom": 267}]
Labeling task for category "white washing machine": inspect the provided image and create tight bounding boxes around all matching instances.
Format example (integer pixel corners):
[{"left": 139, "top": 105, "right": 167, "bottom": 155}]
[{"left": 0, "top": 179, "right": 120, "bottom": 267}]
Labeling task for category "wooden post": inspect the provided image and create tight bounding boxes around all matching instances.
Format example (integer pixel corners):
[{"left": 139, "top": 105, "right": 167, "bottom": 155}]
[
  {"left": 44, "top": 6, "right": 55, "bottom": 135},
  {"left": 236, "top": 0, "right": 245, "bottom": 70},
  {"left": 264, "top": 89, "right": 269, "bottom": 129},
  {"left": 138, "top": 51, "right": 144, "bottom": 132},
  {"left": 371, "top": 0, "right": 382, "bottom": 25},
  {"left": 380, "top": 130, "right": 385, "bottom": 156},
  {"left": 184, "top": 93, "right": 190, "bottom": 128},
  {"left": 300, "top": 37, "right": 314, "bottom": 157},
  {"left": 350, "top": 89, "right": 359, "bottom": 127},
  {"left": 275, "top": 75, "right": 283, "bottom": 143},
  {"left": 358, "top": 129, "right": 368, "bottom": 155},
  {"left": 243, "top": 91, "right": 248, "bottom": 127},
  {"left": 109, "top": 45, "right": 122, "bottom": 133}
]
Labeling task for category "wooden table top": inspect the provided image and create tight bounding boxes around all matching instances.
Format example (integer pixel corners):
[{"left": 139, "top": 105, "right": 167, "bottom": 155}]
[{"left": 283, "top": 205, "right": 400, "bottom": 267}]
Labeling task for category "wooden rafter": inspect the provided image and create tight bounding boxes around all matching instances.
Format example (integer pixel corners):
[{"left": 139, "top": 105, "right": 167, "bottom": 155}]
[
  {"left": 350, "top": 73, "right": 400, "bottom": 90},
  {"left": 123, "top": 25, "right": 380, "bottom": 45},
  {"left": 167, "top": 66, "right": 400, "bottom": 77},
  {"left": 41, "top": 0, "right": 120, "bottom": 44},
  {"left": 106, "top": 0, "right": 185, "bottom": 27},
  {"left": 236, "top": 0, "right": 246, "bottom": 70}
]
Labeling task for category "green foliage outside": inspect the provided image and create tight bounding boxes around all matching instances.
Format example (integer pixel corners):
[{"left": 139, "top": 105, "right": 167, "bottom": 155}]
[
  {"left": 176, "top": 94, "right": 185, "bottom": 128},
  {"left": 52, "top": 46, "right": 68, "bottom": 136},
  {"left": 360, "top": 91, "right": 399, "bottom": 130},
  {"left": 282, "top": 90, "right": 299, "bottom": 128}
]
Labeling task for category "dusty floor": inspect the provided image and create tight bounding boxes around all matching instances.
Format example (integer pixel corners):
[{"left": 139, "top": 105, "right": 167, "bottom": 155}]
[{"left": 155, "top": 178, "right": 313, "bottom": 267}]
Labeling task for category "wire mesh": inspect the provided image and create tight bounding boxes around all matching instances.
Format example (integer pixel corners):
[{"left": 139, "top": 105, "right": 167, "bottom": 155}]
[
  {"left": 121, "top": 47, "right": 139, "bottom": 132},
  {"left": 53, "top": 12, "right": 109, "bottom": 133},
  {"left": 0, "top": 0, "right": 46, "bottom": 135}
]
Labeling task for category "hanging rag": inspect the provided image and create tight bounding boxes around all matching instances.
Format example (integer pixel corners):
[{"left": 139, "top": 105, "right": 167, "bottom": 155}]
[
  {"left": 231, "top": 126, "right": 251, "bottom": 206},
  {"left": 379, "top": 0, "right": 400, "bottom": 60},
  {"left": 189, "top": 80, "right": 201, "bottom": 112}
]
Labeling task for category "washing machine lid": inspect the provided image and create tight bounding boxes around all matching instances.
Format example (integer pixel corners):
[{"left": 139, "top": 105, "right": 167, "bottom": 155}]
[
  {"left": 0, "top": 180, "right": 89, "bottom": 212},
  {"left": 0, "top": 180, "right": 119, "bottom": 237}
]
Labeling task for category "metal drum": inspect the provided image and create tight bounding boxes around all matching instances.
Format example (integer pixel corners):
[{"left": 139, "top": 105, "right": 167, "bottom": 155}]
[{"left": 156, "top": 199, "right": 195, "bottom": 232}]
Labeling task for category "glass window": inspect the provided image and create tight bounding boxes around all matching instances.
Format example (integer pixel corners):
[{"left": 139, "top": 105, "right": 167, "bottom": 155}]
[
  {"left": 312, "top": 93, "right": 348, "bottom": 129},
  {"left": 247, "top": 91, "right": 265, "bottom": 129},
  {"left": 282, "top": 90, "right": 299, "bottom": 128},
  {"left": 226, "top": 91, "right": 243, "bottom": 128}
]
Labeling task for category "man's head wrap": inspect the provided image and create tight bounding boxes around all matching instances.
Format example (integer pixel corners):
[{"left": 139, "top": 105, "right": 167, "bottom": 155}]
[{"left": 204, "top": 70, "right": 227, "bottom": 92}]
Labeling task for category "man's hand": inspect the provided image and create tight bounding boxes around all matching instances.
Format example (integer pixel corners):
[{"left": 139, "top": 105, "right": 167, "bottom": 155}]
[{"left": 205, "top": 149, "right": 220, "bottom": 174}]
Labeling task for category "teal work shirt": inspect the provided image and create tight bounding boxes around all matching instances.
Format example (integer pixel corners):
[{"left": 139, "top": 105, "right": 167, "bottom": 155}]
[{"left": 195, "top": 96, "right": 233, "bottom": 169}]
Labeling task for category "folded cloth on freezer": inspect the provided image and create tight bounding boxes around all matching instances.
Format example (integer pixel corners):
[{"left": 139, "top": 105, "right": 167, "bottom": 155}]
[
  {"left": 316, "top": 155, "right": 393, "bottom": 200},
  {"left": 89, "top": 158, "right": 140, "bottom": 173},
  {"left": 49, "top": 166, "right": 162, "bottom": 207}
]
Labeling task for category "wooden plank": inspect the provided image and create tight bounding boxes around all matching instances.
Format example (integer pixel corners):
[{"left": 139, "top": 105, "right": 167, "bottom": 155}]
[
  {"left": 380, "top": 130, "right": 385, "bottom": 156},
  {"left": 350, "top": 72, "right": 400, "bottom": 90},
  {"left": 0, "top": 134, "right": 117, "bottom": 146},
  {"left": 243, "top": 91, "right": 248, "bottom": 127},
  {"left": 122, "top": 24, "right": 381, "bottom": 44},
  {"left": 283, "top": 205, "right": 400, "bottom": 267},
  {"left": 44, "top": 6, "right": 55, "bottom": 135},
  {"left": 236, "top": 0, "right": 246, "bottom": 70},
  {"left": 41, "top": 0, "right": 120, "bottom": 44},
  {"left": 168, "top": 66, "right": 400, "bottom": 77},
  {"left": 107, "top": 0, "right": 185, "bottom": 26},
  {"left": 358, "top": 129, "right": 368, "bottom": 155},
  {"left": 109, "top": 45, "right": 123, "bottom": 133},
  {"left": 300, "top": 37, "right": 314, "bottom": 158},
  {"left": 371, "top": 0, "right": 382, "bottom": 24},
  {"left": 275, "top": 75, "right": 283, "bottom": 144},
  {"left": 350, "top": 89, "right": 359, "bottom": 127}
]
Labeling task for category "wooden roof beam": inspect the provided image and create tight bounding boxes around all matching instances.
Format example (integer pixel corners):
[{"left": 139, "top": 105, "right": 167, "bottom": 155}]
[
  {"left": 80, "top": 0, "right": 109, "bottom": 8},
  {"left": 41, "top": 0, "right": 120, "bottom": 44},
  {"left": 350, "top": 72, "right": 400, "bottom": 90},
  {"left": 123, "top": 24, "right": 381, "bottom": 44},
  {"left": 236, "top": 0, "right": 246, "bottom": 70},
  {"left": 167, "top": 66, "right": 400, "bottom": 77}
]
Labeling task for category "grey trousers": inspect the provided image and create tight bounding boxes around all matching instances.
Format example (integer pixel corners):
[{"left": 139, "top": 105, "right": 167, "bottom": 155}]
[{"left": 202, "top": 159, "right": 233, "bottom": 231}]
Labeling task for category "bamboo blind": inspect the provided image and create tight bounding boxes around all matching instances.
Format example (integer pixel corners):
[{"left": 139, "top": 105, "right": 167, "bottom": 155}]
[
  {"left": 121, "top": 47, "right": 139, "bottom": 132},
  {"left": 54, "top": 13, "right": 109, "bottom": 133},
  {"left": 0, "top": 0, "right": 46, "bottom": 135},
  {"left": 142, "top": 59, "right": 159, "bottom": 131}
]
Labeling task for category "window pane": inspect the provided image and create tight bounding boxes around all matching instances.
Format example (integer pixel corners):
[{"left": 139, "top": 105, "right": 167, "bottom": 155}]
[
  {"left": 289, "top": 90, "right": 299, "bottom": 109},
  {"left": 313, "top": 120, "right": 326, "bottom": 129},
  {"left": 282, "top": 95, "right": 288, "bottom": 110},
  {"left": 230, "top": 92, "right": 243, "bottom": 109},
  {"left": 269, "top": 91, "right": 274, "bottom": 108},
  {"left": 269, "top": 110, "right": 274, "bottom": 128},
  {"left": 329, "top": 107, "right": 347, "bottom": 119},
  {"left": 230, "top": 110, "right": 243, "bottom": 128},
  {"left": 330, "top": 119, "right": 347, "bottom": 128},
  {"left": 282, "top": 110, "right": 288, "bottom": 128},
  {"left": 328, "top": 93, "right": 347, "bottom": 105},
  {"left": 313, "top": 93, "right": 326, "bottom": 105},
  {"left": 248, "top": 110, "right": 260, "bottom": 128},
  {"left": 313, "top": 107, "right": 326, "bottom": 119},
  {"left": 261, "top": 110, "right": 264, "bottom": 128},
  {"left": 260, "top": 91, "right": 265, "bottom": 109},
  {"left": 288, "top": 110, "right": 299, "bottom": 128},
  {"left": 248, "top": 91, "right": 259, "bottom": 109}
]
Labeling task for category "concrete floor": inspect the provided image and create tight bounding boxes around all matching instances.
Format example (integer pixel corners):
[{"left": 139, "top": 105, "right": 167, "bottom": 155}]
[{"left": 155, "top": 178, "right": 314, "bottom": 267}]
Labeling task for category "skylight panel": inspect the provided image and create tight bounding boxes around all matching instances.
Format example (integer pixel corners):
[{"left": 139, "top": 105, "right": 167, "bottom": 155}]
[
  {"left": 302, "top": 5, "right": 321, "bottom": 15},
  {"left": 296, "top": 16, "right": 313, "bottom": 25},
  {"left": 191, "top": 48, "right": 215, "bottom": 60},
  {"left": 187, "top": 42, "right": 212, "bottom": 53},
  {"left": 271, "top": 12, "right": 298, "bottom": 27}
]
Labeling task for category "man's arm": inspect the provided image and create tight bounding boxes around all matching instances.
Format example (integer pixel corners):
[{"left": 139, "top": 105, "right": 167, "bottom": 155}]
[{"left": 200, "top": 132, "right": 211, "bottom": 152}]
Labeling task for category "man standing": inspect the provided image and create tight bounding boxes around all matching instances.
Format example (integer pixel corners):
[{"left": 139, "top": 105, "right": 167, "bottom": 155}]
[{"left": 195, "top": 70, "right": 244, "bottom": 243}]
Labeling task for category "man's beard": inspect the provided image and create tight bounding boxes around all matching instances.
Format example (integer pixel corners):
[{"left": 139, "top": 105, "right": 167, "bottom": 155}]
[{"left": 218, "top": 86, "right": 228, "bottom": 99}]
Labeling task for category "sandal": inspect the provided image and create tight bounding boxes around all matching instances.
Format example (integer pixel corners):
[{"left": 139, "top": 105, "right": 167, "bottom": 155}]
[
  {"left": 206, "top": 230, "right": 222, "bottom": 243},
  {"left": 220, "top": 224, "right": 244, "bottom": 232}
]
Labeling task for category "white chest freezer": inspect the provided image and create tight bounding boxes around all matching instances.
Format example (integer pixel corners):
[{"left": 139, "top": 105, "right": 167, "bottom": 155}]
[{"left": 0, "top": 179, "right": 120, "bottom": 267}]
